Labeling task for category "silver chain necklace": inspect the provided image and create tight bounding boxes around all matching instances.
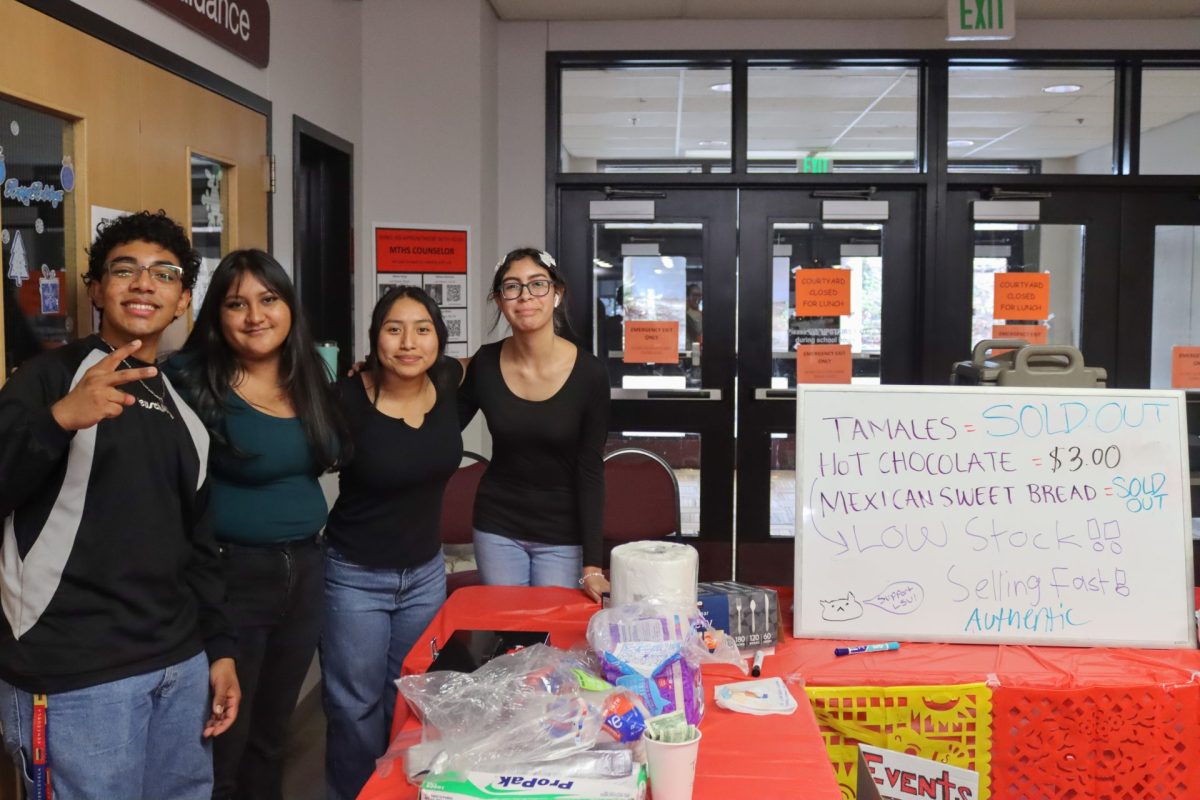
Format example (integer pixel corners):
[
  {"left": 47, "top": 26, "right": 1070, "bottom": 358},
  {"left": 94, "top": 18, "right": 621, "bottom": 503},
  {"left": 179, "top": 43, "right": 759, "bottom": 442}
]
[{"left": 100, "top": 339, "right": 174, "bottom": 420}]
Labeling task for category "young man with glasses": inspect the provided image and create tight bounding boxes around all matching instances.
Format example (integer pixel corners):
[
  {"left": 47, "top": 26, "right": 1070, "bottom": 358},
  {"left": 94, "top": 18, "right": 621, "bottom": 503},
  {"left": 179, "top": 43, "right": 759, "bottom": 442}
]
[{"left": 0, "top": 210, "right": 239, "bottom": 799}]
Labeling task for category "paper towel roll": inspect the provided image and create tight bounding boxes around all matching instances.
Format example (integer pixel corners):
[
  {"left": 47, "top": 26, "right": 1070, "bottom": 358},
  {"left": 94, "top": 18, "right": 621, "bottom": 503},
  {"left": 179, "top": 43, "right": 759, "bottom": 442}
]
[{"left": 610, "top": 541, "right": 699, "bottom": 607}]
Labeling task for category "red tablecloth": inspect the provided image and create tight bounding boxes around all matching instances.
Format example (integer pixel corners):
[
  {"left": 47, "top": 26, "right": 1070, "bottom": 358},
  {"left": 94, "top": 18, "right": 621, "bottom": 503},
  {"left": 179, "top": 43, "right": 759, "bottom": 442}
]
[
  {"left": 357, "top": 586, "right": 842, "bottom": 800},
  {"left": 359, "top": 586, "right": 1200, "bottom": 800}
]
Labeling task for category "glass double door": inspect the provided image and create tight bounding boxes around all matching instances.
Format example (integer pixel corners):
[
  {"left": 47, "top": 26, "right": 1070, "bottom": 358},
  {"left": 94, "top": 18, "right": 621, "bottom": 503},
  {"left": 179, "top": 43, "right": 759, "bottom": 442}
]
[
  {"left": 556, "top": 187, "right": 920, "bottom": 581},
  {"left": 558, "top": 185, "right": 1198, "bottom": 582}
]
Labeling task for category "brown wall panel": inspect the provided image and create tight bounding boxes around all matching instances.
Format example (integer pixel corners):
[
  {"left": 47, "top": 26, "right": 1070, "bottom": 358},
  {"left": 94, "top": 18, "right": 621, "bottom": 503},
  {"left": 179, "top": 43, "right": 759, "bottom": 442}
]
[{"left": 0, "top": 0, "right": 267, "bottom": 374}]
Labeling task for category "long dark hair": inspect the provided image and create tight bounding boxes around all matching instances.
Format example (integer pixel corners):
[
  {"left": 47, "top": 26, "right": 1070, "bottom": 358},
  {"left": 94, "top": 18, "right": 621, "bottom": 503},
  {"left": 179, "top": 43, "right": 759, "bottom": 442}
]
[
  {"left": 365, "top": 285, "right": 449, "bottom": 406},
  {"left": 490, "top": 247, "right": 573, "bottom": 337},
  {"left": 175, "top": 249, "right": 346, "bottom": 471}
]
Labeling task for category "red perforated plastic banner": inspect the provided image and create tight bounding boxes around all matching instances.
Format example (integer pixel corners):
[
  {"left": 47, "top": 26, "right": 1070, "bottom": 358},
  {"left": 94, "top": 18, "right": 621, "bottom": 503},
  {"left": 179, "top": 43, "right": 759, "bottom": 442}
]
[{"left": 990, "top": 683, "right": 1200, "bottom": 799}]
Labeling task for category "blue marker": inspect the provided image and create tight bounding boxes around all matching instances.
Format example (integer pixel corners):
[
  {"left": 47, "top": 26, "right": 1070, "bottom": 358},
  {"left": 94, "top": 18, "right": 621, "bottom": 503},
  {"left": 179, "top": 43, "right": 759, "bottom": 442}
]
[{"left": 834, "top": 641, "right": 900, "bottom": 657}]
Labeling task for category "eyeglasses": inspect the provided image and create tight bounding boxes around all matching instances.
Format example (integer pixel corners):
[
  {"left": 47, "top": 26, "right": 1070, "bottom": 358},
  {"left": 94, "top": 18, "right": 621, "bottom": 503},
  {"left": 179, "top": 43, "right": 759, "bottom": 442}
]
[
  {"left": 105, "top": 258, "right": 183, "bottom": 285},
  {"left": 498, "top": 279, "right": 553, "bottom": 300}
]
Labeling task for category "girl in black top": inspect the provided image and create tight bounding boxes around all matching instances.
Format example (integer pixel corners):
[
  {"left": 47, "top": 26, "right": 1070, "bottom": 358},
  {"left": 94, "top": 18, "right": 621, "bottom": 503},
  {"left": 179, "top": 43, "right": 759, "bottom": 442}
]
[
  {"left": 320, "top": 286, "right": 462, "bottom": 800},
  {"left": 459, "top": 247, "right": 611, "bottom": 602}
]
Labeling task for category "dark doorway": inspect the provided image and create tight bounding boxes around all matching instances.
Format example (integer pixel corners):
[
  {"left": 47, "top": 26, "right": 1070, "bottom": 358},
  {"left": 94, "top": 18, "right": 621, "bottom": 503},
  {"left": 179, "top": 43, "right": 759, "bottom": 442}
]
[{"left": 293, "top": 116, "right": 353, "bottom": 373}]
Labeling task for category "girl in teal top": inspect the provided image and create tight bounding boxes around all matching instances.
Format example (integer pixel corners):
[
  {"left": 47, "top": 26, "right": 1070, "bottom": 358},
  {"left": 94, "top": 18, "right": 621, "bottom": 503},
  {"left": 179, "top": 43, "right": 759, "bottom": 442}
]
[
  {"left": 208, "top": 391, "right": 330, "bottom": 545},
  {"left": 166, "top": 249, "right": 346, "bottom": 800}
]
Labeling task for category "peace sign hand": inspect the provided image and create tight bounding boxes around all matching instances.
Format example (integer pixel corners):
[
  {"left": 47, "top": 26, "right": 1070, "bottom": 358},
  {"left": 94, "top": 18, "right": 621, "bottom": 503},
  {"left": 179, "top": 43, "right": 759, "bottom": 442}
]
[{"left": 50, "top": 340, "right": 157, "bottom": 432}]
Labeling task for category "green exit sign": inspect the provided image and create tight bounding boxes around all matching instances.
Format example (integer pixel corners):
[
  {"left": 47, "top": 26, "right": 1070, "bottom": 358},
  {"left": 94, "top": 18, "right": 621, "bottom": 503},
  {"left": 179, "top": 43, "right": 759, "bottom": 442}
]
[
  {"left": 947, "top": 0, "right": 1015, "bottom": 41},
  {"left": 802, "top": 157, "right": 830, "bottom": 174}
]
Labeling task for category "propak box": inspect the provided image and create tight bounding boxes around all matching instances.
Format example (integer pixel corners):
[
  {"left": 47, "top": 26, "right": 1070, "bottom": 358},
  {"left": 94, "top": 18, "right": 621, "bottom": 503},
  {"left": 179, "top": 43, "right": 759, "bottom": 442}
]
[
  {"left": 696, "top": 582, "right": 779, "bottom": 650},
  {"left": 419, "top": 767, "right": 646, "bottom": 800}
]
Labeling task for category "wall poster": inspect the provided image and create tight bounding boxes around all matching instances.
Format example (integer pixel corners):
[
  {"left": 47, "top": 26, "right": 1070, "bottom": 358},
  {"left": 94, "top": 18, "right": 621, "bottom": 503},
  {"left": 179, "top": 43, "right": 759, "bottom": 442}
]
[{"left": 373, "top": 225, "right": 469, "bottom": 358}]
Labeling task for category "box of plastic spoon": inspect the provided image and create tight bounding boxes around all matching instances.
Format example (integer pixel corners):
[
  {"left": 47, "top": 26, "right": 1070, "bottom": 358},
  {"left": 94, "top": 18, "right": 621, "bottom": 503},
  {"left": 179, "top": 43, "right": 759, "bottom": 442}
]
[{"left": 696, "top": 582, "right": 779, "bottom": 650}]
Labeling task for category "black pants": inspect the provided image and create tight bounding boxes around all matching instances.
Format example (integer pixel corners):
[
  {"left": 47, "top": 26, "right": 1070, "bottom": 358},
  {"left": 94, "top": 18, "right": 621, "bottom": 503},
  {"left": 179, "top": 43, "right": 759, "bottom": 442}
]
[{"left": 213, "top": 536, "right": 324, "bottom": 800}]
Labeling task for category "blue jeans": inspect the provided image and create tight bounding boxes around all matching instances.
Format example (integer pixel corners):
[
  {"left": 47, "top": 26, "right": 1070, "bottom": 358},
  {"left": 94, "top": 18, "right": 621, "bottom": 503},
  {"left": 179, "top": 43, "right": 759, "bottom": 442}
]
[
  {"left": 320, "top": 547, "right": 446, "bottom": 800},
  {"left": 0, "top": 652, "right": 212, "bottom": 800},
  {"left": 473, "top": 529, "right": 582, "bottom": 588}
]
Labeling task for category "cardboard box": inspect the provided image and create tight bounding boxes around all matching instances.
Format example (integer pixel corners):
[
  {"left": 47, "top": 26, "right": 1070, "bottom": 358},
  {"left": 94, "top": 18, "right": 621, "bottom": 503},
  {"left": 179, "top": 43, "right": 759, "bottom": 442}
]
[
  {"left": 696, "top": 582, "right": 779, "bottom": 650},
  {"left": 420, "top": 767, "right": 646, "bottom": 800}
]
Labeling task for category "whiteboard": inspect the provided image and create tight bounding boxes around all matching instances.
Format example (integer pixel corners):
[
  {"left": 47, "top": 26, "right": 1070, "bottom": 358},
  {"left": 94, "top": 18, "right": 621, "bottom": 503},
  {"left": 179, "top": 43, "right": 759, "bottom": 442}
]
[{"left": 794, "top": 386, "right": 1196, "bottom": 648}]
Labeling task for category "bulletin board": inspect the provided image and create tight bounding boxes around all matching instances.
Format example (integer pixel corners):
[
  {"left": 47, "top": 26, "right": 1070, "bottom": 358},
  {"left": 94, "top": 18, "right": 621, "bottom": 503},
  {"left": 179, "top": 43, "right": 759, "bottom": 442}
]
[
  {"left": 373, "top": 224, "right": 469, "bottom": 358},
  {"left": 794, "top": 384, "right": 1196, "bottom": 648}
]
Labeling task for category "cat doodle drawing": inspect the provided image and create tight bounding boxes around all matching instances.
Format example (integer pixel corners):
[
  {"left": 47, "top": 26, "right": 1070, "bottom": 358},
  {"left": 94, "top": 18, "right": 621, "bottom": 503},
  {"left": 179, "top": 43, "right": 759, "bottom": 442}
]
[{"left": 820, "top": 592, "right": 864, "bottom": 622}]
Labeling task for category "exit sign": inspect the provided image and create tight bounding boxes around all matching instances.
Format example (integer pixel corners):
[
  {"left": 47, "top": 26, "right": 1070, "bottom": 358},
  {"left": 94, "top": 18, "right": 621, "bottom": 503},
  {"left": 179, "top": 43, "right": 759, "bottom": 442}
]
[
  {"left": 947, "top": 0, "right": 1015, "bottom": 41},
  {"left": 802, "top": 157, "right": 830, "bottom": 174}
]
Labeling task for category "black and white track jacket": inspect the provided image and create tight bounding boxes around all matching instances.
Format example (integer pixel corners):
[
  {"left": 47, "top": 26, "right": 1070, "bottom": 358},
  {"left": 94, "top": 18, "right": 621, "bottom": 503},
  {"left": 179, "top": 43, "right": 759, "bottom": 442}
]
[{"left": 0, "top": 335, "right": 233, "bottom": 693}]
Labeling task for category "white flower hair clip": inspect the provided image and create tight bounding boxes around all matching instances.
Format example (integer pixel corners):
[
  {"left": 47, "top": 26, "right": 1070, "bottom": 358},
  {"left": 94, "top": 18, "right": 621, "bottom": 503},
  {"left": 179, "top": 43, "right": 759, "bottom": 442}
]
[{"left": 494, "top": 249, "right": 557, "bottom": 272}]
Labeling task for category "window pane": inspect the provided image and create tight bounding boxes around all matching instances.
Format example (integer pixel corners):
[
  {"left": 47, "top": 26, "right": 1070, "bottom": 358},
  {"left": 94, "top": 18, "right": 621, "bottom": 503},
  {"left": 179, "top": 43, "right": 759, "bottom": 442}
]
[
  {"left": 594, "top": 222, "right": 705, "bottom": 389},
  {"left": 190, "top": 153, "right": 231, "bottom": 315},
  {"left": 1140, "top": 69, "right": 1200, "bottom": 176},
  {"left": 970, "top": 223, "right": 1084, "bottom": 352},
  {"left": 561, "top": 67, "right": 731, "bottom": 173},
  {"left": 949, "top": 67, "right": 1115, "bottom": 174},
  {"left": 770, "top": 222, "right": 883, "bottom": 386},
  {"left": 1, "top": 97, "right": 73, "bottom": 376},
  {"left": 748, "top": 66, "right": 919, "bottom": 173},
  {"left": 1150, "top": 226, "right": 1200, "bottom": 388},
  {"left": 768, "top": 433, "right": 795, "bottom": 538},
  {"left": 605, "top": 432, "right": 700, "bottom": 536}
]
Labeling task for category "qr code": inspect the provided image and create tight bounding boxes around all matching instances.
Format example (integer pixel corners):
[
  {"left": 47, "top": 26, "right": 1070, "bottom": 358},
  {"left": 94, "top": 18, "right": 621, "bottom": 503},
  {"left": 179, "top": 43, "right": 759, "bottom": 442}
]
[
  {"left": 446, "top": 317, "right": 463, "bottom": 339},
  {"left": 444, "top": 283, "right": 463, "bottom": 304}
]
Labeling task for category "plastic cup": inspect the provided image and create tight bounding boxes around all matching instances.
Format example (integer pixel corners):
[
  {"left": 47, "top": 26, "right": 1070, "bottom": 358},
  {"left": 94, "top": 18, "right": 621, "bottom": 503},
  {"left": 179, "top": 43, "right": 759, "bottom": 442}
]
[{"left": 644, "top": 729, "right": 702, "bottom": 800}]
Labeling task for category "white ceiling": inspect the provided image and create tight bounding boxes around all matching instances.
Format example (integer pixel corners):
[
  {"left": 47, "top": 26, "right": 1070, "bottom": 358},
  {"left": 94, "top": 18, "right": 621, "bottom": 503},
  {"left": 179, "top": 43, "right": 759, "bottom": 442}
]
[
  {"left": 501, "top": 0, "right": 1200, "bottom": 166},
  {"left": 491, "top": 0, "right": 1200, "bottom": 21}
]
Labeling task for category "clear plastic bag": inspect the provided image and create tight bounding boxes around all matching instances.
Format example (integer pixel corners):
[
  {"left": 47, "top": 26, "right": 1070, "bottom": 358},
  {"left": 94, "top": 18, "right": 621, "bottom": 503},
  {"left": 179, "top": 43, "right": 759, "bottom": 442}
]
[
  {"left": 586, "top": 600, "right": 745, "bottom": 726},
  {"left": 386, "top": 643, "right": 642, "bottom": 782}
]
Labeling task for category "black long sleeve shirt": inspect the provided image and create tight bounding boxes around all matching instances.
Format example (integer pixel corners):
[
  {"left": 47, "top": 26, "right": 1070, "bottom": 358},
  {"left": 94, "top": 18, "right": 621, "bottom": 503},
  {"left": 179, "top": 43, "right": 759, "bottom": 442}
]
[
  {"left": 325, "top": 358, "right": 464, "bottom": 569},
  {"left": 0, "top": 335, "right": 233, "bottom": 693},
  {"left": 459, "top": 341, "right": 610, "bottom": 567}
]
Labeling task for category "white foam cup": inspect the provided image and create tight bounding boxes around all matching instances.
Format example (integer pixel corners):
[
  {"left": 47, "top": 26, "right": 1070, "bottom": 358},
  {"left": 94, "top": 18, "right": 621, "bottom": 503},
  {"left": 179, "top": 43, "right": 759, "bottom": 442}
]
[{"left": 644, "top": 729, "right": 702, "bottom": 800}]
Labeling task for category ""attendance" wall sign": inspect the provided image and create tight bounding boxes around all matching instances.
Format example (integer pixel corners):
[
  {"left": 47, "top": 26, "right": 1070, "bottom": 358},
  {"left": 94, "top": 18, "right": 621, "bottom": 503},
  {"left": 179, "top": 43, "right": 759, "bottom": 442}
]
[{"left": 141, "top": 0, "right": 270, "bottom": 68}]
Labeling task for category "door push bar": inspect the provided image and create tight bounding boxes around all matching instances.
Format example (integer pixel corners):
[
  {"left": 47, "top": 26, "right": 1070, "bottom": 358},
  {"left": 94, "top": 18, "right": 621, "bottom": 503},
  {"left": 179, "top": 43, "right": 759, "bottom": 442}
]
[
  {"left": 610, "top": 388, "right": 723, "bottom": 401},
  {"left": 753, "top": 388, "right": 797, "bottom": 400}
]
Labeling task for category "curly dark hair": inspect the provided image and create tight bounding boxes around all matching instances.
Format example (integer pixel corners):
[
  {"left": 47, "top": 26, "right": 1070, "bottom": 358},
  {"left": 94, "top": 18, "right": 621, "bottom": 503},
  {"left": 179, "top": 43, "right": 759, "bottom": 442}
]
[{"left": 85, "top": 210, "right": 202, "bottom": 289}]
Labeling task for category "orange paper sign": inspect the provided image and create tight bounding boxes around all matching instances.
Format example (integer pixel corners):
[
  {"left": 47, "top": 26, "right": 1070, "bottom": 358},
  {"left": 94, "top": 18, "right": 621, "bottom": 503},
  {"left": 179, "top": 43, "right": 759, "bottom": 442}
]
[
  {"left": 375, "top": 228, "right": 468, "bottom": 273},
  {"left": 797, "top": 344, "right": 852, "bottom": 384},
  {"left": 991, "top": 323, "right": 1048, "bottom": 346},
  {"left": 624, "top": 321, "right": 679, "bottom": 364},
  {"left": 795, "top": 269, "right": 851, "bottom": 317},
  {"left": 993, "top": 272, "right": 1050, "bottom": 320},
  {"left": 1171, "top": 346, "right": 1200, "bottom": 388}
]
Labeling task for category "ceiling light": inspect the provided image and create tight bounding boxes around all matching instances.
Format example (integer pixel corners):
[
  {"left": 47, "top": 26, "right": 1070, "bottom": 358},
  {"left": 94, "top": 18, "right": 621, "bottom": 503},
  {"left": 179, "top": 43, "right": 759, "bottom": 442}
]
[
  {"left": 710, "top": 82, "right": 732, "bottom": 93},
  {"left": 948, "top": 139, "right": 976, "bottom": 147},
  {"left": 698, "top": 140, "right": 728, "bottom": 147},
  {"left": 593, "top": 258, "right": 613, "bottom": 270},
  {"left": 1042, "top": 84, "right": 1082, "bottom": 94}
]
